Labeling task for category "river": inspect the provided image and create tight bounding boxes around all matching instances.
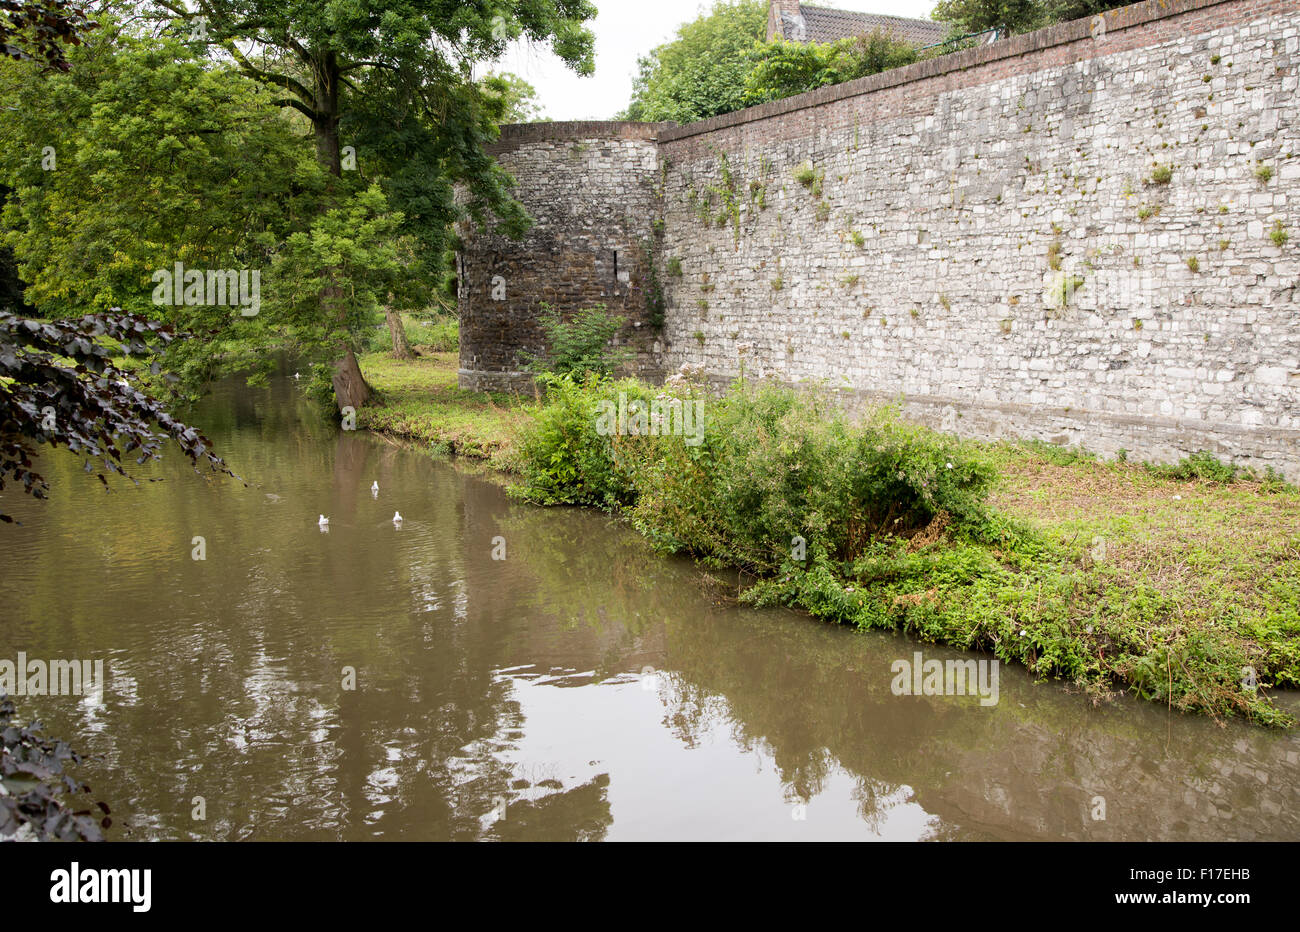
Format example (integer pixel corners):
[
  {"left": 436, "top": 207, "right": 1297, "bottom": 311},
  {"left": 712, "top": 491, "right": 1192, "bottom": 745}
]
[{"left": 1, "top": 371, "right": 1297, "bottom": 841}]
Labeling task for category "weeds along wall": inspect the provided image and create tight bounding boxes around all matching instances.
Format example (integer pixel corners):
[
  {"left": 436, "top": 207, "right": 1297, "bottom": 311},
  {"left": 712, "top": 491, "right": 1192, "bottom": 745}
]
[{"left": 460, "top": 0, "right": 1300, "bottom": 476}]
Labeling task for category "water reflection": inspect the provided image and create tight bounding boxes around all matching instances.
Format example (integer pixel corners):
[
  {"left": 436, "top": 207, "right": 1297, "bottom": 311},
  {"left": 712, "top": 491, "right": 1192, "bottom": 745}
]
[{"left": 0, "top": 371, "right": 1296, "bottom": 840}]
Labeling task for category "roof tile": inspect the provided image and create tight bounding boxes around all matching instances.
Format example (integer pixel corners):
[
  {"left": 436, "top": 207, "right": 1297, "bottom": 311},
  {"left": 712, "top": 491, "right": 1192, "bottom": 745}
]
[{"left": 781, "top": 4, "right": 947, "bottom": 47}]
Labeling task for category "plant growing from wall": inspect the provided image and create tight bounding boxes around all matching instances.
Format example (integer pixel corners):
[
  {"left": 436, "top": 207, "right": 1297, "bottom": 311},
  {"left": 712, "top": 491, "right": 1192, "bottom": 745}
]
[
  {"left": 1050, "top": 273, "right": 1085, "bottom": 310},
  {"left": 522, "top": 303, "right": 632, "bottom": 379},
  {"left": 1270, "top": 220, "right": 1289, "bottom": 248},
  {"left": 707, "top": 149, "right": 742, "bottom": 244},
  {"left": 643, "top": 240, "right": 666, "bottom": 330},
  {"left": 1148, "top": 163, "right": 1174, "bottom": 185}
]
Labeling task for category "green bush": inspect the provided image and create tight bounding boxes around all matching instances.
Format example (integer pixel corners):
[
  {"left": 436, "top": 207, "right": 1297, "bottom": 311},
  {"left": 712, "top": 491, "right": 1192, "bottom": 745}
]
[
  {"left": 625, "top": 384, "right": 998, "bottom": 572},
  {"left": 1144, "top": 450, "right": 1242, "bottom": 483},
  {"left": 513, "top": 375, "right": 659, "bottom": 508},
  {"left": 522, "top": 303, "right": 632, "bottom": 379},
  {"left": 515, "top": 378, "right": 999, "bottom": 571}
]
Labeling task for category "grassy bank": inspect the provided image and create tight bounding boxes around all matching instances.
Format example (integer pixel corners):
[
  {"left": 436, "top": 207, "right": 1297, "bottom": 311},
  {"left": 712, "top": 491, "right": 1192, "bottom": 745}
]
[
  {"left": 355, "top": 351, "right": 534, "bottom": 468},
  {"left": 358, "top": 351, "right": 1300, "bottom": 725}
]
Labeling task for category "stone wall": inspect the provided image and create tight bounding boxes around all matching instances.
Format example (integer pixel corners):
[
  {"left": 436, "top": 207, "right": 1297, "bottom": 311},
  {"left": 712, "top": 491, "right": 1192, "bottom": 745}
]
[
  {"left": 456, "top": 121, "right": 669, "bottom": 391},
  {"left": 460, "top": 0, "right": 1300, "bottom": 476}
]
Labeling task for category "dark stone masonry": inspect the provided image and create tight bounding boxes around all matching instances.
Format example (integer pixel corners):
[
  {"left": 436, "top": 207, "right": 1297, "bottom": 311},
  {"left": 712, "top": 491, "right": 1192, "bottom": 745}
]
[{"left": 457, "top": 0, "right": 1300, "bottom": 477}]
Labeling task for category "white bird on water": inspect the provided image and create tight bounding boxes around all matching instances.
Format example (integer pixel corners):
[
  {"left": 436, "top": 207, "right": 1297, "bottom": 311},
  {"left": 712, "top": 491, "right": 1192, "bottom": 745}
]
[
  {"left": 318, "top": 514, "right": 329, "bottom": 527},
  {"left": 371, "top": 481, "right": 379, "bottom": 493},
  {"left": 393, "top": 511, "right": 403, "bottom": 526}
]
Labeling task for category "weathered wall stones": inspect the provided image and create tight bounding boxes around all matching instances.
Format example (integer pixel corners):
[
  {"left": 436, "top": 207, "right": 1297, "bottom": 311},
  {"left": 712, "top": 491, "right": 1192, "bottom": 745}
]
[
  {"left": 456, "top": 121, "right": 669, "bottom": 391},
  {"left": 460, "top": 0, "right": 1300, "bottom": 476}
]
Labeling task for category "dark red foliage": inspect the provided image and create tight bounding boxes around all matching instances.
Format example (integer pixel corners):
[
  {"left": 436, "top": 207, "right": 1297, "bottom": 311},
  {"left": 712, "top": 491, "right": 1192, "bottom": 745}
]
[
  {"left": 0, "top": 0, "right": 96, "bottom": 72},
  {"left": 0, "top": 693, "right": 108, "bottom": 841},
  {"left": 0, "top": 310, "right": 235, "bottom": 522}
]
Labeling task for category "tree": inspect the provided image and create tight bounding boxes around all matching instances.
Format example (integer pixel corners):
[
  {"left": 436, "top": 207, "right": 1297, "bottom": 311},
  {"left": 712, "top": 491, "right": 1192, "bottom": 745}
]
[
  {"left": 743, "top": 31, "right": 919, "bottom": 107},
  {"left": 144, "top": 0, "right": 597, "bottom": 410},
  {"left": 269, "top": 183, "right": 410, "bottom": 381},
  {"left": 0, "top": 24, "right": 326, "bottom": 399},
  {"left": 482, "top": 71, "right": 549, "bottom": 123},
  {"left": 0, "top": 692, "right": 109, "bottom": 841},
  {"left": 0, "top": 4, "right": 232, "bottom": 522},
  {"left": 0, "top": 0, "right": 94, "bottom": 71},
  {"left": 0, "top": 310, "right": 232, "bottom": 522},
  {"left": 624, "top": 0, "right": 766, "bottom": 123},
  {"left": 1043, "top": 0, "right": 1131, "bottom": 23},
  {"left": 931, "top": 0, "right": 1048, "bottom": 36}
]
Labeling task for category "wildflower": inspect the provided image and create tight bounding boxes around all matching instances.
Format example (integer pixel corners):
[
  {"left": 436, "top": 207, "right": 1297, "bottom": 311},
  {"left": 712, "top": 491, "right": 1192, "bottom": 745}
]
[{"left": 945, "top": 462, "right": 954, "bottom": 469}]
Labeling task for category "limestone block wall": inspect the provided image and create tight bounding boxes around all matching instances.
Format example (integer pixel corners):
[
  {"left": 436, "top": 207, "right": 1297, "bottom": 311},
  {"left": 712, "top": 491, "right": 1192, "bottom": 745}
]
[{"left": 656, "top": 0, "right": 1300, "bottom": 476}]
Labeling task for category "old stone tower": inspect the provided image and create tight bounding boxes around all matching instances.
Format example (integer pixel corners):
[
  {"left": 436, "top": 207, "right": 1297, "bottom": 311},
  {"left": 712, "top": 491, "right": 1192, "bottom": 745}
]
[{"left": 456, "top": 121, "right": 669, "bottom": 391}]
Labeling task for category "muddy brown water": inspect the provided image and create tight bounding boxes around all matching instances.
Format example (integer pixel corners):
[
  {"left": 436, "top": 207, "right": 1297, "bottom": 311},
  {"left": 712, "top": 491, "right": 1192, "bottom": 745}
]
[{"left": 1, "top": 373, "right": 1297, "bottom": 841}]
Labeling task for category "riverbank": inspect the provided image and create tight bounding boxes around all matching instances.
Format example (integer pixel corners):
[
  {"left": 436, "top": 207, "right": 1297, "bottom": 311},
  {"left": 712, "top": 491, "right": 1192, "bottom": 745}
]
[
  {"left": 355, "top": 351, "right": 534, "bottom": 469},
  {"left": 357, "top": 351, "right": 1300, "bottom": 725}
]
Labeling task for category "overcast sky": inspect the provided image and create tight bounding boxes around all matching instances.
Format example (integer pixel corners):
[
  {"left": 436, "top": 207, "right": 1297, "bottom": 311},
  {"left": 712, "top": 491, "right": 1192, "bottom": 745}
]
[{"left": 491, "top": 0, "right": 940, "bottom": 121}]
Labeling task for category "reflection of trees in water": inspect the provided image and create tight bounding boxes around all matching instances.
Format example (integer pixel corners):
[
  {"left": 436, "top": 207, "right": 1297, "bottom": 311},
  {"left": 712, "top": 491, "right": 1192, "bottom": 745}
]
[
  {"left": 487, "top": 773, "right": 612, "bottom": 842},
  {"left": 654, "top": 672, "right": 732, "bottom": 751},
  {"left": 652, "top": 601, "right": 1300, "bottom": 840},
  {"left": 849, "top": 777, "right": 914, "bottom": 834}
]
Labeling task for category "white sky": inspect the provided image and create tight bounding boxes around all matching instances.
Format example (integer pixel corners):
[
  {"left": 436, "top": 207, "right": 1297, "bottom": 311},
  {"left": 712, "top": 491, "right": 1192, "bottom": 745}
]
[{"left": 492, "top": 0, "right": 940, "bottom": 121}]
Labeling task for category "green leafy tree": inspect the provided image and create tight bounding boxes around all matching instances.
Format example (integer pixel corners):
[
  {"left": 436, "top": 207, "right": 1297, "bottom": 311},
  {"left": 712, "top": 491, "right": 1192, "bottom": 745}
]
[
  {"left": 931, "top": 0, "right": 1048, "bottom": 36},
  {"left": 0, "top": 2, "right": 231, "bottom": 524},
  {"left": 482, "top": 71, "right": 549, "bottom": 123},
  {"left": 0, "top": 24, "right": 326, "bottom": 396},
  {"left": 624, "top": 0, "right": 766, "bottom": 123},
  {"left": 143, "top": 0, "right": 597, "bottom": 409},
  {"left": 743, "top": 31, "right": 919, "bottom": 106},
  {"left": 1043, "top": 0, "right": 1131, "bottom": 23},
  {"left": 269, "top": 183, "right": 409, "bottom": 381}
]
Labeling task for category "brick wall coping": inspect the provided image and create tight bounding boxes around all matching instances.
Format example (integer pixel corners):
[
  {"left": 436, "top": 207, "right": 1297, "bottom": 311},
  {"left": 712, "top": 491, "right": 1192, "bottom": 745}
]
[
  {"left": 657, "top": 0, "right": 1239, "bottom": 143},
  {"left": 487, "top": 121, "right": 673, "bottom": 156}
]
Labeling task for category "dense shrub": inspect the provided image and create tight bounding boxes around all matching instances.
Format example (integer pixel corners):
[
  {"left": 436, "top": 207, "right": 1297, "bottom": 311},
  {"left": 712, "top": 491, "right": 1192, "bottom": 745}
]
[
  {"left": 516, "top": 378, "right": 998, "bottom": 570},
  {"left": 624, "top": 383, "right": 998, "bottom": 572},
  {"left": 522, "top": 304, "right": 632, "bottom": 380},
  {"left": 514, "top": 376, "right": 658, "bottom": 509}
]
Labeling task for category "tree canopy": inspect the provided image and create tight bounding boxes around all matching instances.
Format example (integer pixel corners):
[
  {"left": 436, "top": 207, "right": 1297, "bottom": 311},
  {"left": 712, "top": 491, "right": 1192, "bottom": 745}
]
[
  {"left": 624, "top": 0, "right": 767, "bottom": 124},
  {"left": 932, "top": 0, "right": 1131, "bottom": 37}
]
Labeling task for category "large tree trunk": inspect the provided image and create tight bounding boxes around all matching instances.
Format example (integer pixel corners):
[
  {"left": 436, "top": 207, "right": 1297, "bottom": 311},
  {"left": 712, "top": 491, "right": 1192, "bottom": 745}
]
[
  {"left": 311, "top": 51, "right": 369, "bottom": 412},
  {"left": 386, "top": 307, "right": 415, "bottom": 360},
  {"left": 332, "top": 346, "right": 372, "bottom": 410}
]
